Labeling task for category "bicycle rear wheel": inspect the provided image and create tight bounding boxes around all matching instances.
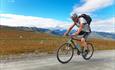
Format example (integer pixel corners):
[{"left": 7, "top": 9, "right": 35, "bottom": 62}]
[
  {"left": 57, "top": 43, "right": 74, "bottom": 64},
  {"left": 82, "top": 43, "right": 94, "bottom": 60}
]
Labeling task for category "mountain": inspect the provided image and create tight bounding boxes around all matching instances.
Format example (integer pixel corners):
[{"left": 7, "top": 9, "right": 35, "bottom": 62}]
[
  {"left": 90, "top": 31, "right": 115, "bottom": 39},
  {"left": 0, "top": 25, "right": 115, "bottom": 40},
  {"left": 50, "top": 30, "right": 115, "bottom": 40}
]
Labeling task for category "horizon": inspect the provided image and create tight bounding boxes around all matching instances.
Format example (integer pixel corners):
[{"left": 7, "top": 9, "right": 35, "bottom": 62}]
[
  {"left": 0, "top": 0, "right": 115, "bottom": 33},
  {"left": 1, "top": 24, "right": 115, "bottom": 34}
]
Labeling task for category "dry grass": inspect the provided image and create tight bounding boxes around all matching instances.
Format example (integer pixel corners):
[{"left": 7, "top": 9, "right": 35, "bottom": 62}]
[
  {"left": 88, "top": 38, "right": 115, "bottom": 50},
  {"left": 0, "top": 28, "right": 66, "bottom": 55},
  {"left": 0, "top": 28, "right": 115, "bottom": 56}
]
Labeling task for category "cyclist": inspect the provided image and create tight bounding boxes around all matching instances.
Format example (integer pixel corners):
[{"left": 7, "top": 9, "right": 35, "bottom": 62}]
[{"left": 64, "top": 13, "right": 91, "bottom": 52}]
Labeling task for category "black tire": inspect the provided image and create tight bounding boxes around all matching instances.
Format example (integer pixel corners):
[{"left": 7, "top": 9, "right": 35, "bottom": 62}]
[
  {"left": 82, "top": 43, "right": 94, "bottom": 60},
  {"left": 57, "top": 43, "right": 74, "bottom": 64}
]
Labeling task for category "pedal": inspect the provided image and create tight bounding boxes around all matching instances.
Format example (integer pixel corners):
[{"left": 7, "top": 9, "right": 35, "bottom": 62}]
[{"left": 77, "top": 51, "right": 81, "bottom": 55}]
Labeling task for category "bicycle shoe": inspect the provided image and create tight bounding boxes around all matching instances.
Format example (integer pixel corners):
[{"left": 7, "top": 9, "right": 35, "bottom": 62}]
[{"left": 83, "top": 50, "right": 88, "bottom": 57}]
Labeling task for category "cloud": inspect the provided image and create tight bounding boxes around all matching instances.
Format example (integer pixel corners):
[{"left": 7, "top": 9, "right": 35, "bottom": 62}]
[
  {"left": 91, "top": 17, "right": 115, "bottom": 33},
  {"left": 0, "top": 14, "right": 70, "bottom": 29},
  {"left": 0, "top": 13, "right": 114, "bottom": 33},
  {"left": 71, "top": 0, "right": 113, "bottom": 14}
]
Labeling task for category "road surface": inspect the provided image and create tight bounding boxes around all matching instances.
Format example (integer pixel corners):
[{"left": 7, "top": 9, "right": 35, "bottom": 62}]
[{"left": 0, "top": 50, "right": 115, "bottom": 70}]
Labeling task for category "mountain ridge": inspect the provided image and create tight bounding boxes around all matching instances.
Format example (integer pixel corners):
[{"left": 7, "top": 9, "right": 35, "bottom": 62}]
[{"left": 0, "top": 25, "right": 115, "bottom": 40}]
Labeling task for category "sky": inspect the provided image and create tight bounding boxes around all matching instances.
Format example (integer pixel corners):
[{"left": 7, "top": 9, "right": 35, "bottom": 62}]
[{"left": 0, "top": 0, "right": 115, "bottom": 33}]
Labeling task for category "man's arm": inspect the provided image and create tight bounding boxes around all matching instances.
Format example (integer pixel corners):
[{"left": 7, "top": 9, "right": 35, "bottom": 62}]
[
  {"left": 73, "top": 17, "right": 84, "bottom": 35},
  {"left": 72, "top": 22, "right": 83, "bottom": 35},
  {"left": 64, "top": 23, "right": 75, "bottom": 35},
  {"left": 76, "top": 22, "right": 83, "bottom": 34}
]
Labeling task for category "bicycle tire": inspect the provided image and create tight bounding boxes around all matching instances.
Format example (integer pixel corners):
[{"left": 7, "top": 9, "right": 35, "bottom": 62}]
[
  {"left": 82, "top": 43, "right": 94, "bottom": 60},
  {"left": 57, "top": 43, "right": 74, "bottom": 64}
]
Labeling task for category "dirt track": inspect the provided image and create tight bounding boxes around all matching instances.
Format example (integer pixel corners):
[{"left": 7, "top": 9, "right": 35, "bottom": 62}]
[{"left": 0, "top": 50, "right": 115, "bottom": 70}]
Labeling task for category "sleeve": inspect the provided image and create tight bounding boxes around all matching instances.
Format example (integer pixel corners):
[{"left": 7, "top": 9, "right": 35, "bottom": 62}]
[{"left": 79, "top": 17, "right": 87, "bottom": 24}]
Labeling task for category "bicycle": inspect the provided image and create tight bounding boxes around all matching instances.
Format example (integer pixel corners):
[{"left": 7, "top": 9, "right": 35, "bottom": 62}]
[{"left": 57, "top": 35, "right": 94, "bottom": 64}]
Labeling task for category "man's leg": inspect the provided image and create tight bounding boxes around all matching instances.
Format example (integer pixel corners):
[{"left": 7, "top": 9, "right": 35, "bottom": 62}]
[{"left": 81, "top": 38, "right": 88, "bottom": 50}]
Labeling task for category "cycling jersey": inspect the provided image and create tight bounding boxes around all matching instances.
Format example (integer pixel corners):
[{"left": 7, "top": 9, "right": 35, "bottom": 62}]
[{"left": 76, "top": 17, "right": 91, "bottom": 32}]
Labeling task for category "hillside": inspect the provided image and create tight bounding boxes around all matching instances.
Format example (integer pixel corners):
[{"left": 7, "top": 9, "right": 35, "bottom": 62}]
[
  {"left": 0, "top": 26, "right": 115, "bottom": 56},
  {"left": 0, "top": 26, "right": 64, "bottom": 55},
  {"left": 1, "top": 25, "right": 115, "bottom": 39}
]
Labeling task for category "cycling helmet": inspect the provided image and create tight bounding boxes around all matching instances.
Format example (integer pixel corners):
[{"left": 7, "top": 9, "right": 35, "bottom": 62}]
[{"left": 71, "top": 13, "right": 78, "bottom": 20}]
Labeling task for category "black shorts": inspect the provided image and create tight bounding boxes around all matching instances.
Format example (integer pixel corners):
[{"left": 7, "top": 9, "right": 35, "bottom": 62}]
[{"left": 78, "top": 31, "right": 90, "bottom": 39}]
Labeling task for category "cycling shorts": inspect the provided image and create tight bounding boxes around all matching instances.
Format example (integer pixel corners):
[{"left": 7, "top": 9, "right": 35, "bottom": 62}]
[{"left": 78, "top": 31, "right": 90, "bottom": 39}]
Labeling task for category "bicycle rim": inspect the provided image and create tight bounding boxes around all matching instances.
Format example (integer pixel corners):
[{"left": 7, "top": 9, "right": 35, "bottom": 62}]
[
  {"left": 82, "top": 43, "right": 94, "bottom": 60},
  {"left": 57, "top": 43, "right": 74, "bottom": 63}
]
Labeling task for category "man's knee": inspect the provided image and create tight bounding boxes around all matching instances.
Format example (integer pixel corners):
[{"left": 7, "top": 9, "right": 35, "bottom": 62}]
[{"left": 81, "top": 38, "right": 86, "bottom": 43}]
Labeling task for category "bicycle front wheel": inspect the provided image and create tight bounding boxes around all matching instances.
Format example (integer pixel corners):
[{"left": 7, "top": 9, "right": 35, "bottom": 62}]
[{"left": 57, "top": 43, "right": 74, "bottom": 64}]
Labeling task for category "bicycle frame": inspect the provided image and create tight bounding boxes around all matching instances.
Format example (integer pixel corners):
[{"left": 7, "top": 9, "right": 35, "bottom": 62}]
[{"left": 67, "top": 37, "right": 81, "bottom": 52}]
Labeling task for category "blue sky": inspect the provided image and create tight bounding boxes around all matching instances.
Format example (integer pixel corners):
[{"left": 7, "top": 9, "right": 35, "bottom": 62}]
[
  {"left": 0, "top": 0, "right": 79, "bottom": 21},
  {"left": 0, "top": 0, "right": 115, "bottom": 33}
]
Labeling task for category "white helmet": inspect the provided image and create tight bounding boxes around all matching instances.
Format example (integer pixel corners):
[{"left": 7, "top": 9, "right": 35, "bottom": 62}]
[{"left": 71, "top": 13, "right": 78, "bottom": 20}]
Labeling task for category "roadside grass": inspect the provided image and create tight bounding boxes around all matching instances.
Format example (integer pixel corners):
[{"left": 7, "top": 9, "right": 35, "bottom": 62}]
[
  {"left": 88, "top": 38, "right": 115, "bottom": 50},
  {"left": 0, "top": 28, "right": 115, "bottom": 56},
  {"left": 0, "top": 38, "right": 65, "bottom": 55}
]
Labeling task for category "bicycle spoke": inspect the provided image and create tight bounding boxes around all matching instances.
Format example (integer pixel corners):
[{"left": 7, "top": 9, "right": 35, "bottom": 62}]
[
  {"left": 57, "top": 43, "right": 74, "bottom": 63},
  {"left": 82, "top": 43, "right": 94, "bottom": 60}
]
